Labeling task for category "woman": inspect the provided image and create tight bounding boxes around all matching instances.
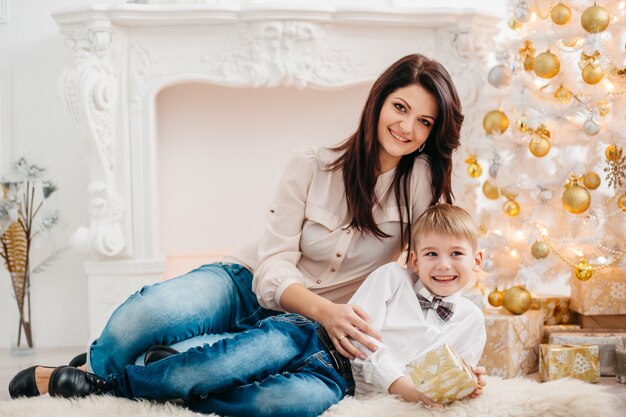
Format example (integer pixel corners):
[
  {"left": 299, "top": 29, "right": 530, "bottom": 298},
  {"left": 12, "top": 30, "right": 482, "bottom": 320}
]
[{"left": 10, "top": 53, "right": 463, "bottom": 415}]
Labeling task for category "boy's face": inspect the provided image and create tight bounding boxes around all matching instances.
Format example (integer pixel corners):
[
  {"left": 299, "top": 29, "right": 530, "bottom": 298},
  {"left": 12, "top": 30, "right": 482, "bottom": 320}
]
[{"left": 408, "top": 232, "right": 483, "bottom": 297}]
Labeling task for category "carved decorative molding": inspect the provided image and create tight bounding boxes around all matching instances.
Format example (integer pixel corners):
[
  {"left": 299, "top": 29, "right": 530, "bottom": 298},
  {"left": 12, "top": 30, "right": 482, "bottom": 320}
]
[
  {"left": 0, "top": 66, "right": 9, "bottom": 174},
  {"left": 59, "top": 24, "right": 125, "bottom": 258}
]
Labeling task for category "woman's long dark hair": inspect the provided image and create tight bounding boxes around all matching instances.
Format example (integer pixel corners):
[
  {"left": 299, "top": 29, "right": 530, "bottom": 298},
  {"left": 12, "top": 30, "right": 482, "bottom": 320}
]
[{"left": 329, "top": 54, "right": 464, "bottom": 252}]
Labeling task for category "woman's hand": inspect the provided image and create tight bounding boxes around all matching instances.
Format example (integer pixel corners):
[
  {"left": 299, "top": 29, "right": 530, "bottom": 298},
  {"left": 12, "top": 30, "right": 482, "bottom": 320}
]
[{"left": 317, "top": 302, "right": 382, "bottom": 360}]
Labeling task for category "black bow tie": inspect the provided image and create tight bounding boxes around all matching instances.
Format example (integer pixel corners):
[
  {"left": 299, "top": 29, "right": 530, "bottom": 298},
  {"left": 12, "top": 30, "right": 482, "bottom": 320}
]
[{"left": 417, "top": 293, "right": 455, "bottom": 322}]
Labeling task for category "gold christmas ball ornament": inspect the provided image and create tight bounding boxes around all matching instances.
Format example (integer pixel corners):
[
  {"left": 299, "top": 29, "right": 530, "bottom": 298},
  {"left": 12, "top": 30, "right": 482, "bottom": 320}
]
[
  {"left": 534, "top": 50, "right": 560, "bottom": 79},
  {"left": 503, "top": 286, "right": 532, "bottom": 315},
  {"left": 554, "top": 85, "right": 572, "bottom": 101},
  {"left": 583, "top": 172, "right": 601, "bottom": 190},
  {"left": 583, "top": 118, "right": 601, "bottom": 136},
  {"left": 529, "top": 136, "right": 551, "bottom": 157},
  {"left": 531, "top": 240, "right": 550, "bottom": 259},
  {"left": 508, "top": 17, "right": 523, "bottom": 30},
  {"left": 488, "top": 64, "right": 513, "bottom": 88},
  {"left": 488, "top": 288, "right": 505, "bottom": 307},
  {"left": 575, "top": 258, "right": 593, "bottom": 281},
  {"left": 467, "top": 163, "right": 483, "bottom": 178},
  {"left": 482, "top": 180, "right": 500, "bottom": 200},
  {"left": 562, "top": 183, "right": 591, "bottom": 214},
  {"left": 516, "top": 117, "right": 532, "bottom": 133},
  {"left": 605, "top": 144, "right": 621, "bottom": 161},
  {"left": 582, "top": 64, "right": 605, "bottom": 84},
  {"left": 503, "top": 199, "right": 520, "bottom": 217},
  {"left": 618, "top": 192, "right": 626, "bottom": 212},
  {"left": 483, "top": 110, "right": 509, "bottom": 134},
  {"left": 562, "top": 37, "right": 581, "bottom": 48},
  {"left": 551, "top": 3, "right": 572, "bottom": 25},
  {"left": 596, "top": 100, "right": 610, "bottom": 116},
  {"left": 581, "top": 5, "right": 610, "bottom": 33}
]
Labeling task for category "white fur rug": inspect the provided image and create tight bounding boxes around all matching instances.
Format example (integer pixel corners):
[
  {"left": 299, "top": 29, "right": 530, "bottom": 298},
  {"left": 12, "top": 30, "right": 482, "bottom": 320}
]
[{"left": 0, "top": 376, "right": 622, "bottom": 417}]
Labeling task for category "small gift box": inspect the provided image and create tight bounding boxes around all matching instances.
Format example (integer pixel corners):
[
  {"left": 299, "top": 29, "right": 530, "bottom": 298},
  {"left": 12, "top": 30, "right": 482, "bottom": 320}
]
[
  {"left": 531, "top": 295, "right": 579, "bottom": 325},
  {"left": 539, "top": 344, "right": 599, "bottom": 383},
  {"left": 549, "top": 331, "right": 626, "bottom": 376},
  {"left": 406, "top": 344, "right": 479, "bottom": 405},
  {"left": 570, "top": 267, "right": 626, "bottom": 315},
  {"left": 479, "top": 310, "right": 544, "bottom": 378},
  {"left": 541, "top": 324, "right": 581, "bottom": 343},
  {"left": 616, "top": 337, "right": 626, "bottom": 384}
]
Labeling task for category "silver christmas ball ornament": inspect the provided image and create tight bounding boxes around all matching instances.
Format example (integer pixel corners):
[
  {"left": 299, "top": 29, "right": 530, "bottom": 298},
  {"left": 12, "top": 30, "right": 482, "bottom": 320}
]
[
  {"left": 513, "top": 5, "right": 531, "bottom": 23},
  {"left": 488, "top": 65, "right": 513, "bottom": 88},
  {"left": 583, "top": 118, "right": 600, "bottom": 136}
]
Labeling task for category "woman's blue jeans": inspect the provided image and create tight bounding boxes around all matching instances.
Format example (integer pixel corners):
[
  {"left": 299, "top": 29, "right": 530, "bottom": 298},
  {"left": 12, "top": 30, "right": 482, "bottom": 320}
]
[
  {"left": 88, "top": 263, "right": 277, "bottom": 378},
  {"left": 112, "top": 314, "right": 346, "bottom": 417}
]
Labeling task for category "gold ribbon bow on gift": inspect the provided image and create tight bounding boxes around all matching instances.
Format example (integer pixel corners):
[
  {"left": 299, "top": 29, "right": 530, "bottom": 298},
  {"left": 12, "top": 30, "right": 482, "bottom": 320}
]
[
  {"left": 534, "top": 125, "right": 550, "bottom": 140},
  {"left": 518, "top": 40, "right": 535, "bottom": 58},
  {"left": 578, "top": 50, "right": 601, "bottom": 70}
]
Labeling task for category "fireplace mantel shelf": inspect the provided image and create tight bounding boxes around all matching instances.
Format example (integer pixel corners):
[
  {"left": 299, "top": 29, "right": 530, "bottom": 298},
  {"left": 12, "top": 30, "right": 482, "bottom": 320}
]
[
  {"left": 53, "top": 2, "right": 499, "bottom": 338},
  {"left": 53, "top": 4, "right": 498, "bottom": 27}
]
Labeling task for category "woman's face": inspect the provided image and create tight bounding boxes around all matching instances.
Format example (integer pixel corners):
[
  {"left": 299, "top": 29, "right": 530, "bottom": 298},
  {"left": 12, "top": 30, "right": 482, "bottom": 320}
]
[{"left": 376, "top": 84, "right": 438, "bottom": 173}]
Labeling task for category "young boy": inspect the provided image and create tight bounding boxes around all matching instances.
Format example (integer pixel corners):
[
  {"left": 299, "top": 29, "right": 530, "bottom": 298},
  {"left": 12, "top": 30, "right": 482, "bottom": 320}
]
[{"left": 36, "top": 204, "right": 486, "bottom": 415}]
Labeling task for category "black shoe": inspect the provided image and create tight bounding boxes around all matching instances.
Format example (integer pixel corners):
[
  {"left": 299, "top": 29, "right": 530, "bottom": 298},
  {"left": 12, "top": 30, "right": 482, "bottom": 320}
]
[
  {"left": 68, "top": 352, "right": 87, "bottom": 367},
  {"left": 8, "top": 366, "right": 55, "bottom": 399},
  {"left": 48, "top": 366, "right": 115, "bottom": 398},
  {"left": 144, "top": 345, "right": 179, "bottom": 365}
]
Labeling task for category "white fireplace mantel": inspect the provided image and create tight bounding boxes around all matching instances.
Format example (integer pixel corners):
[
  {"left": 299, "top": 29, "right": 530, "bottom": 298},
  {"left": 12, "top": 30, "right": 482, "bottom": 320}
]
[{"left": 53, "top": 2, "right": 499, "bottom": 337}]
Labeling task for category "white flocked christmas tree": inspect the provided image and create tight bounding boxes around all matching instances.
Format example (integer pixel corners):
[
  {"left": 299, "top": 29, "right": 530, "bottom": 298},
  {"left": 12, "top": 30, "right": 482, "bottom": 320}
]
[{"left": 463, "top": 0, "right": 625, "bottom": 294}]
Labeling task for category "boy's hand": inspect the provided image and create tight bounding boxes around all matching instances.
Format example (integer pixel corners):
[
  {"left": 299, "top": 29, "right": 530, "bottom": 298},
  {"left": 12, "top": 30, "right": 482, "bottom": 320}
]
[
  {"left": 388, "top": 376, "right": 443, "bottom": 408},
  {"left": 470, "top": 366, "right": 487, "bottom": 398},
  {"left": 318, "top": 303, "right": 382, "bottom": 360}
]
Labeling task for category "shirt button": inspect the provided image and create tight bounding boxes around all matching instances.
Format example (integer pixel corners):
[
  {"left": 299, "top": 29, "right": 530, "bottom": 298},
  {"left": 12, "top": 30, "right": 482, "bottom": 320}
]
[
  {"left": 316, "top": 279, "right": 322, "bottom": 284},
  {"left": 336, "top": 252, "right": 342, "bottom": 258},
  {"left": 345, "top": 229, "right": 351, "bottom": 234},
  {"left": 330, "top": 267, "right": 336, "bottom": 272}
]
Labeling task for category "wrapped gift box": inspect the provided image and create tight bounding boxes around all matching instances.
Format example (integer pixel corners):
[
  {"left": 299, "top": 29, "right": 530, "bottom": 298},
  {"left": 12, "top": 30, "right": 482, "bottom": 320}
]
[
  {"left": 479, "top": 309, "right": 544, "bottom": 378},
  {"left": 570, "top": 267, "right": 626, "bottom": 315},
  {"left": 581, "top": 314, "right": 626, "bottom": 329},
  {"left": 406, "top": 344, "right": 479, "bottom": 405},
  {"left": 541, "top": 324, "right": 581, "bottom": 343},
  {"left": 531, "top": 295, "right": 579, "bottom": 325},
  {"left": 549, "top": 331, "right": 626, "bottom": 376},
  {"left": 539, "top": 344, "right": 599, "bottom": 383},
  {"left": 617, "top": 337, "right": 626, "bottom": 384}
]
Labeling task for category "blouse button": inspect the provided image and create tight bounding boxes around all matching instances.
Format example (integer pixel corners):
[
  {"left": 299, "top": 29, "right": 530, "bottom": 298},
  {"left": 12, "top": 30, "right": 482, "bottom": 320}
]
[
  {"left": 345, "top": 228, "right": 351, "bottom": 234},
  {"left": 330, "top": 267, "right": 336, "bottom": 272},
  {"left": 336, "top": 252, "right": 342, "bottom": 258},
  {"left": 316, "top": 279, "right": 322, "bottom": 284}
]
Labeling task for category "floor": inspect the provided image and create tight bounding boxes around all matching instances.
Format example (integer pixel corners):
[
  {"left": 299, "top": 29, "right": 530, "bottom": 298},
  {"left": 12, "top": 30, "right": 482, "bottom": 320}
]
[{"left": 1, "top": 347, "right": 625, "bottom": 405}]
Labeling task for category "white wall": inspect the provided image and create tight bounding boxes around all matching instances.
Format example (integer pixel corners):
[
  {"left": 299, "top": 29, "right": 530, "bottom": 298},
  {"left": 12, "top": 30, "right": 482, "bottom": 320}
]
[{"left": 0, "top": 0, "right": 506, "bottom": 348}]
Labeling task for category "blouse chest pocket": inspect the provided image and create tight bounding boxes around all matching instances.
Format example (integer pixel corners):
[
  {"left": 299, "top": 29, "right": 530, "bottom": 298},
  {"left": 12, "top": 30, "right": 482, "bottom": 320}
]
[{"left": 300, "top": 204, "right": 343, "bottom": 252}]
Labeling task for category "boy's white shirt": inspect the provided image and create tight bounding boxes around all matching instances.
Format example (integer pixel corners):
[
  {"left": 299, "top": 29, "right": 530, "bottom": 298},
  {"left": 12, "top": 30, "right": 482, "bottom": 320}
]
[{"left": 348, "top": 262, "right": 486, "bottom": 396}]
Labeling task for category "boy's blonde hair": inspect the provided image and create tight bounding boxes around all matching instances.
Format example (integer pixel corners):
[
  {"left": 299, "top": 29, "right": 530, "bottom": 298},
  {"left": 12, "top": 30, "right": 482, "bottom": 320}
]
[{"left": 412, "top": 204, "right": 478, "bottom": 250}]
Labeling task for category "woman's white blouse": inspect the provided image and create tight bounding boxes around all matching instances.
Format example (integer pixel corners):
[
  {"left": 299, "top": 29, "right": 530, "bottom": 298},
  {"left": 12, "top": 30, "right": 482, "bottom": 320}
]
[{"left": 225, "top": 146, "right": 433, "bottom": 310}]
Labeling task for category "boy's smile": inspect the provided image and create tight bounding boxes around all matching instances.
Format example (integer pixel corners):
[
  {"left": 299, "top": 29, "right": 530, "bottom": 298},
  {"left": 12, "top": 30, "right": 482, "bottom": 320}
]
[{"left": 409, "top": 232, "right": 483, "bottom": 297}]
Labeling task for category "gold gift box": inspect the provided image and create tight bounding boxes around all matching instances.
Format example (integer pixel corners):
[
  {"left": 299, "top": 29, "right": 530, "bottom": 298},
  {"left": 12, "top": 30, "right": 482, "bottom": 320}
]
[
  {"left": 479, "top": 309, "right": 544, "bottom": 378},
  {"left": 541, "top": 324, "right": 581, "bottom": 343},
  {"left": 406, "top": 344, "right": 479, "bottom": 405},
  {"left": 531, "top": 295, "right": 579, "bottom": 325},
  {"left": 539, "top": 344, "right": 599, "bottom": 383},
  {"left": 570, "top": 267, "right": 626, "bottom": 315},
  {"left": 549, "top": 331, "right": 626, "bottom": 376}
]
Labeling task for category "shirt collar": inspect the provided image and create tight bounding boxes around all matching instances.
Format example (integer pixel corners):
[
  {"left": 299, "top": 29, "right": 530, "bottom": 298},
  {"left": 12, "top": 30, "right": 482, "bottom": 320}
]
[{"left": 413, "top": 277, "right": 463, "bottom": 304}]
